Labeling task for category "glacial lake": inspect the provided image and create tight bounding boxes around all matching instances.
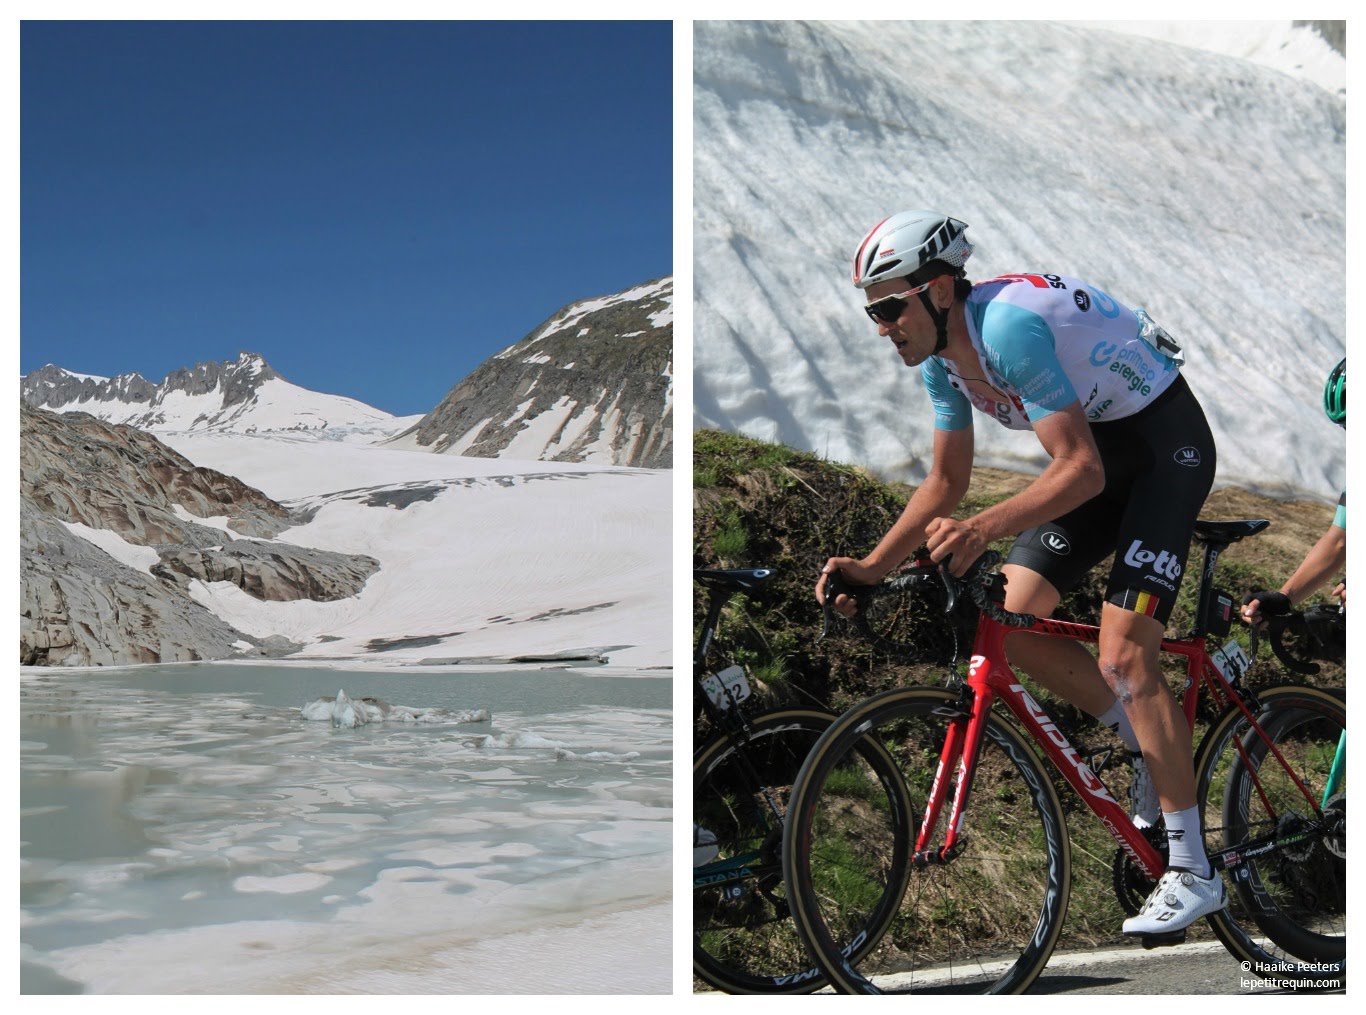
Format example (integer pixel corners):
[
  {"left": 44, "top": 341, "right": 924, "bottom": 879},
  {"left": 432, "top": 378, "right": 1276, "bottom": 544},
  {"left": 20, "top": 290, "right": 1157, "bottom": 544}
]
[{"left": 20, "top": 663, "right": 672, "bottom": 994}]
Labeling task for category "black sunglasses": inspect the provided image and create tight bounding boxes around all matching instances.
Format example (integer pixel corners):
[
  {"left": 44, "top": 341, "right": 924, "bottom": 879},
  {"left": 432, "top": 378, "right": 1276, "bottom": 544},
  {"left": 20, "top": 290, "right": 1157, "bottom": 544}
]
[{"left": 863, "top": 281, "right": 932, "bottom": 324}]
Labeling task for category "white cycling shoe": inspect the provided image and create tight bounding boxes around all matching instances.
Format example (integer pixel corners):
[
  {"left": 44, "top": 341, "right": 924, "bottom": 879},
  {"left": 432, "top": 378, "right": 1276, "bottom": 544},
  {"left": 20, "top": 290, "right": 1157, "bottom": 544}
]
[{"left": 1123, "top": 868, "right": 1227, "bottom": 935}]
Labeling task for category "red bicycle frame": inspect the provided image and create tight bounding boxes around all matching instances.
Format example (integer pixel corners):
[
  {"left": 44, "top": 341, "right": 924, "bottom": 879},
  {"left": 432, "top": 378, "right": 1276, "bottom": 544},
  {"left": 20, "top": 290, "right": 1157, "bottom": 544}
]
[{"left": 914, "top": 611, "right": 1324, "bottom": 880}]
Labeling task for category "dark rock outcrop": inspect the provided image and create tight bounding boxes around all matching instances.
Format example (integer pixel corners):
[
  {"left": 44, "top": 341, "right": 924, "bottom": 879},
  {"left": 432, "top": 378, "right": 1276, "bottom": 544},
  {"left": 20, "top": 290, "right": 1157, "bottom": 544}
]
[
  {"left": 1295, "top": 20, "right": 1345, "bottom": 57},
  {"left": 20, "top": 503, "right": 266, "bottom": 667},
  {"left": 20, "top": 404, "right": 378, "bottom": 666},
  {"left": 153, "top": 541, "right": 379, "bottom": 603},
  {"left": 391, "top": 276, "right": 672, "bottom": 468},
  {"left": 22, "top": 405, "right": 294, "bottom": 543}
]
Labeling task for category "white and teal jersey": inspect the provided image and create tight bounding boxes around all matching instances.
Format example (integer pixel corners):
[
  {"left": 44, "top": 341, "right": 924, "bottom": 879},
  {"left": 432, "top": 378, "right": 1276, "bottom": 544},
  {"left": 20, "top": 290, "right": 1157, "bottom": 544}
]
[
  {"left": 1333, "top": 491, "right": 1346, "bottom": 530},
  {"left": 923, "top": 273, "right": 1183, "bottom": 432}
]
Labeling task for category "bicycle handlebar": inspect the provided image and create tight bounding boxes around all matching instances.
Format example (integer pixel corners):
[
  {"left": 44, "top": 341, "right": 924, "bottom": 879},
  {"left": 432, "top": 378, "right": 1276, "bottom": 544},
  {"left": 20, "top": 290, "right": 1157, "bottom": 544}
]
[
  {"left": 1254, "top": 611, "right": 1326, "bottom": 676},
  {"left": 820, "top": 551, "right": 1037, "bottom": 645}
]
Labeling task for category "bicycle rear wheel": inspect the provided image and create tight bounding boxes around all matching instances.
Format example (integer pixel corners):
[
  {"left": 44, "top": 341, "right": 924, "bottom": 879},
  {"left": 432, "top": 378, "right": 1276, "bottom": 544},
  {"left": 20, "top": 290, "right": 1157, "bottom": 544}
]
[
  {"left": 693, "top": 709, "right": 914, "bottom": 993},
  {"left": 1196, "top": 685, "right": 1345, "bottom": 989},
  {"left": 783, "top": 686, "right": 1070, "bottom": 994}
]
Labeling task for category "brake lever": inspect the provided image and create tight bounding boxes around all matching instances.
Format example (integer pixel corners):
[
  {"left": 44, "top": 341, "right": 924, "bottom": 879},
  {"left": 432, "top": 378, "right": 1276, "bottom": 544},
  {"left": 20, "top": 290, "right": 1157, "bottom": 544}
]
[
  {"left": 819, "top": 570, "right": 851, "bottom": 642},
  {"left": 936, "top": 559, "right": 958, "bottom": 615},
  {"left": 820, "top": 569, "right": 882, "bottom": 642}
]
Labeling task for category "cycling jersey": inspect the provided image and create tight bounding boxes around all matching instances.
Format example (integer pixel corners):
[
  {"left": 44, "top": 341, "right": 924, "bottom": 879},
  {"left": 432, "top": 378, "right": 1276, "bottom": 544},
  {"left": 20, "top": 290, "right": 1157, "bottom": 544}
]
[
  {"left": 923, "top": 274, "right": 1182, "bottom": 432},
  {"left": 1005, "top": 376, "right": 1217, "bottom": 625},
  {"left": 1333, "top": 491, "right": 1346, "bottom": 530}
]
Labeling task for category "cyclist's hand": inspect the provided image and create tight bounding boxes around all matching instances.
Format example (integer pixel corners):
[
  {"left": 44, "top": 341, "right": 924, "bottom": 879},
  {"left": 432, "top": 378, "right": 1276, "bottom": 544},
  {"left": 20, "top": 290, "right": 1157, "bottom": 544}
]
[
  {"left": 1332, "top": 582, "right": 1346, "bottom": 605},
  {"left": 926, "top": 517, "right": 986, "bottom": 577},
  {"left": 1241, "top": 590, "right": 1291, "bottom": 626},
  {"left": 818, "top": 557, "right": 878, "bottom": 617}
]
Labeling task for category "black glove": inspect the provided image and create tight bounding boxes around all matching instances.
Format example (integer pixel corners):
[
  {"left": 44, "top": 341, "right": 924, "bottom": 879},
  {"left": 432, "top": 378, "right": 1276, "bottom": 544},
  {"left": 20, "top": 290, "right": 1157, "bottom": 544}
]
[{"left": 1243, "top": 590, "right": 1291, "bottom": 616}]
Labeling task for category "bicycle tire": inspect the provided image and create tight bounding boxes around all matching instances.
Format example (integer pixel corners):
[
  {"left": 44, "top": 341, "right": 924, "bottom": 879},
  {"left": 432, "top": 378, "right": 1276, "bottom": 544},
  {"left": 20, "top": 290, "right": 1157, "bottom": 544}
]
[
  {"left": 783, "top": 686, "right": 1071, "bottom": 994},
  {"left": 693, "top": 709, "right": 915, "bottom": 994},
  {"left": 1196, "top": 685, "right": 1345, "bottom": 989}
]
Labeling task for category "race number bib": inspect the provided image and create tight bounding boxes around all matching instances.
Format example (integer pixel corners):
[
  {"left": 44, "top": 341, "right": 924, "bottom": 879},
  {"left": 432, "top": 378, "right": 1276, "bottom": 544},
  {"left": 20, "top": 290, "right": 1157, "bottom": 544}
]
[
  {"left": 1210, "top": 640, "right": 1252, "bottom": 683},
  {"left": 700, "top": 665, "right": 751, "bottom": 711}
]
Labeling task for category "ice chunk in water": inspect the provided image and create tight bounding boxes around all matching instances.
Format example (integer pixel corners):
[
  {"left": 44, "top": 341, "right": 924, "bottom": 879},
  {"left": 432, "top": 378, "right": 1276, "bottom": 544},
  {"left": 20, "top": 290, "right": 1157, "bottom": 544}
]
[{"left": 301, "top": 690, "right": 491, "bottom": 728}]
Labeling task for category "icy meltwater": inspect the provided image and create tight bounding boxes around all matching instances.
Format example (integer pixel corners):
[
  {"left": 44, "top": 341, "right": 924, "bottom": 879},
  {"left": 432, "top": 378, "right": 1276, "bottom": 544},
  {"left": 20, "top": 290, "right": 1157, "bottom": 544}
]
[{"left": 20, "top": 664, "right": 672, "bottom": 994}]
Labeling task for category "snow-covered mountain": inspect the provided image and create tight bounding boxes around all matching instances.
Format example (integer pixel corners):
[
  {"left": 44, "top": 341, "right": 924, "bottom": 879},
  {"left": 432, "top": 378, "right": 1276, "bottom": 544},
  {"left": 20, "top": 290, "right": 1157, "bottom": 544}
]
[
  {"left": 693, "top": 21, "right": 1345, "bottom": 500},
  {"left": 20, "top": 275, "right": 674, "bottom": 669},
  {"left": 20, "top": 404, "right": 671, "bottom": 671},
  {"left": 20, "top": 352, "right": 413, "bottom": 442},
  {"left": 387, "top": 276, "right": 673, "bottom": 468}
]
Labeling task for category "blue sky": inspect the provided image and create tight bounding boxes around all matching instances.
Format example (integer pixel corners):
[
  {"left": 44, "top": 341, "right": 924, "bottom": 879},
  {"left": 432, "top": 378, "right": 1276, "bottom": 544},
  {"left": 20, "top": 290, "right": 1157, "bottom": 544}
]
[{"left": 21, "top": 21, "right": 672, "bottom": 416}]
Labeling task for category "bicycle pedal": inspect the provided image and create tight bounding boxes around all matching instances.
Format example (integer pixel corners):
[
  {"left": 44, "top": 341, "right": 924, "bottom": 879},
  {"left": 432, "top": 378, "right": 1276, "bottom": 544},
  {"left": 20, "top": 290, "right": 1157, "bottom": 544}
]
[{"left": 1138, "top": 929, "right": 1187, "bottom": 949}]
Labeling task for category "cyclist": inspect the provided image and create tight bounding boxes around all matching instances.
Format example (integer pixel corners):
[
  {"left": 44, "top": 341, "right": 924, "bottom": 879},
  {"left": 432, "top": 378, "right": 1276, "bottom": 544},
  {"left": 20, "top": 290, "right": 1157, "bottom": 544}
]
[
  {"left": 1242, "top": 357, "right": 1346, "bottom": 625},
  {"left": 818, "top": 211, "right": 1226, "bottom": 935}
]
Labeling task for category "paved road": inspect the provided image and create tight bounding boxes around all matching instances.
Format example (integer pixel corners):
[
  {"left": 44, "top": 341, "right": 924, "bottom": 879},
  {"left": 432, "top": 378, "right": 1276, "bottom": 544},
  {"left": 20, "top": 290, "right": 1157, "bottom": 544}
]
[
  {"left": 874, "top": 940, "right": 1343, "bottom": 995},
  {"left": 696, "top": 940, "right": 1344, "bottom": 995}
]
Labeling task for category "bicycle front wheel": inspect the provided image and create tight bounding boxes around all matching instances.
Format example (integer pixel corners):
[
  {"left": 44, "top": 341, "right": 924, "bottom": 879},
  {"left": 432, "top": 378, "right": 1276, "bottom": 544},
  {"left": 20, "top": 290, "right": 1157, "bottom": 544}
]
[
  {"left": 1196, "top": 684, "right": 1345, "bottom": 989},
  {"left": 783, "top": 686, "right": 1071, "bottom": 994},
  {"left": 693, "top": 709, "right": 913, "bottom": 993}
]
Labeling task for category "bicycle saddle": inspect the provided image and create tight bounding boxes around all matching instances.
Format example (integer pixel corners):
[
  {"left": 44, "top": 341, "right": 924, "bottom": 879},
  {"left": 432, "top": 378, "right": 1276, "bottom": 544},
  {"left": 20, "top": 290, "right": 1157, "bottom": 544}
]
[
  {"left": 694, "top": 567, "right": 776, "bottom": 592},
  {"left": 1192, "top": 518, "right": 1269, "bottom": 545}
]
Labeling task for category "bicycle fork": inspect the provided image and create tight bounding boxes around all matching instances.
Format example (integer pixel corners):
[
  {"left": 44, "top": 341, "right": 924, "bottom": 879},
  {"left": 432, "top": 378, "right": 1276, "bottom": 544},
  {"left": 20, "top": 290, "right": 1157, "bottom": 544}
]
[{"left": 913, "top": 658, "right": 996, "bottom": 866}]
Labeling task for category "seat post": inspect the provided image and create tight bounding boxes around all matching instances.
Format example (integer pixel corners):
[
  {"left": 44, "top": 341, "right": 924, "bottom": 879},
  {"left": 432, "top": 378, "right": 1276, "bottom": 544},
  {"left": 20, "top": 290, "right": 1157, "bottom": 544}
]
[
  {"left": 1190, "top": 538, "right": 1228, "bottom": 640},
  {"left": 695, "top": 588, "right": 729, "bottom": 676}
]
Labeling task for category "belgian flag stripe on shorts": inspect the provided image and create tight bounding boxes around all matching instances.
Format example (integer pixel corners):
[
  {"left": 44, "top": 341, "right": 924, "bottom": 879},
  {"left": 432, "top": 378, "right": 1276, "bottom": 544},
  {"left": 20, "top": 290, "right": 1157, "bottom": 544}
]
[{"left": 1116, "top": 589, "right": 1162, "bottom": 617}]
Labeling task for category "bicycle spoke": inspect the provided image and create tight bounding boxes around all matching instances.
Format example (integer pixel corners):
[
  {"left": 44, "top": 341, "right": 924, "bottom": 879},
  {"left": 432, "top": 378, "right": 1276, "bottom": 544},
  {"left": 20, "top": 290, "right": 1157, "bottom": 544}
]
[
  {"left": 1197, "top": 686, "right": 1346, "bottom": 987},
  {"left": 784, "top": 687, "right": 1069, "bottom": 994},
  {"left": 694, "top": 710, "right": 912, "bottom": 994}
]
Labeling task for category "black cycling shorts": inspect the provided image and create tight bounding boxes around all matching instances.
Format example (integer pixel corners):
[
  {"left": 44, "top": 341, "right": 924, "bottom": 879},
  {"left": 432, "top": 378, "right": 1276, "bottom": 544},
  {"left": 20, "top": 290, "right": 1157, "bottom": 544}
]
[{"left": 1005, "top": 374, "right": 1216, "bottom": 624}]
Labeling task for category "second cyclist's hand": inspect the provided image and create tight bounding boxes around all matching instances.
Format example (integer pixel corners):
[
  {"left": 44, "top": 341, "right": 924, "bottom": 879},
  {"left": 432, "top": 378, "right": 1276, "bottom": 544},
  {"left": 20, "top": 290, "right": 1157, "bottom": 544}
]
[
  {"left": 817, "top": 557, "right": 881, "bottom": 618},
  {"left": 925, "top": 517, "right": 986, "bottom": 577},
  {"left": 1241, "top": 590, "right": 1290, "bottom": 627}
]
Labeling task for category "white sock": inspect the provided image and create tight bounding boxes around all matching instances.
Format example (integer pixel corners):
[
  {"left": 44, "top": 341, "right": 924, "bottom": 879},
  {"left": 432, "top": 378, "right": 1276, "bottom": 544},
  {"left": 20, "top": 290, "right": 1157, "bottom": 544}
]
[
  {"left": 1097, "top": 701, "right": 1141, "bottom": 754},
  {"left": 1163, "top": 804, "right": 1211, "bottom": 878}
]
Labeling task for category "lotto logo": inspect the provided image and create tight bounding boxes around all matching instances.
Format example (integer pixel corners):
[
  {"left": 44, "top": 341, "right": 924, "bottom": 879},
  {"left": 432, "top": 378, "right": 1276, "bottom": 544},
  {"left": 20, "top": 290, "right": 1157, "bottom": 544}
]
[
  {"left": 1173, "top": 446, "right": 1202, "bottom": 467},
  {"left": 1124, "top": 539, "right": 1182, "bottom": 581}
]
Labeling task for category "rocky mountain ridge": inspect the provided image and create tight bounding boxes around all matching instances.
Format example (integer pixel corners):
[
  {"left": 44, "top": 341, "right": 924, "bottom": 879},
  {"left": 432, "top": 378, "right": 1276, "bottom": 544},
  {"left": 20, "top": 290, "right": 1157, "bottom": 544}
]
[
  {"left": 387, "top": 276, "right": 673, "bottom": 468},
  {"left": 21, "top": 351, "right": 401, "bottom": 438},
  {"left": 20, "top": 405, "right": 380, "bottom": 666}
]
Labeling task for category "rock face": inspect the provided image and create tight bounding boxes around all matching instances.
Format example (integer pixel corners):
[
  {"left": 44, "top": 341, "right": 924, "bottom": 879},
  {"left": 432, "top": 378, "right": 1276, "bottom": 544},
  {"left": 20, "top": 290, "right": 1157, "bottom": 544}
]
[
  {"left": 1296, "top": 20, "right": 1345, "bottom": 56},
  {"left": 20, "top": 405, "right": 379, "bottom": 666},
  {"left": 20, "top": 351, "right": 401, "bottom": 438},
  {"left": 152, "top": 542, "right": 381, "bottom": 603},
  {"left": 19, "top": 504, "right": 280, "bottom": 667},
  {"left": 22, "top": 405, "right": 294, "bottom": 545},
  {"left": 388, "top": 276, "right": 673, "bottom": 468}
]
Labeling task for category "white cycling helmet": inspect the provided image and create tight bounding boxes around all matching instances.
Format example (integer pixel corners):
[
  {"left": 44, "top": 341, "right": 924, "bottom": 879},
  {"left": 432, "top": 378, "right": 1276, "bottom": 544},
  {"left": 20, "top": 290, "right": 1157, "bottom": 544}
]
[{"left": 851, "top": 211, "right": 972, "bottom": 290}]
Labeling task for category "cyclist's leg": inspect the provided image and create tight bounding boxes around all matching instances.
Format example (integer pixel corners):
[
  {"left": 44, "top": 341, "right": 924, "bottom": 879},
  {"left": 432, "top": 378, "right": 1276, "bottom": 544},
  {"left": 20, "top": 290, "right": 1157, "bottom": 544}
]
[
  {"left": 1097, "top": 604, "right": 1194, "bottom": 812},
  {"left": 1093, "top": 378, "right": 1222, "bottom": 930},
  {"left": 1095, "top": 375, "right": 1215, "bottom": 828},
  {"left": 999, "top": 564, "right": 1117, "bottom": 714},
  {"left": 1000, "top": 494, "right": 1123, "bottom": 716}
]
